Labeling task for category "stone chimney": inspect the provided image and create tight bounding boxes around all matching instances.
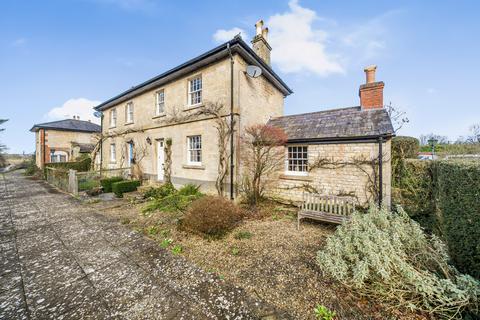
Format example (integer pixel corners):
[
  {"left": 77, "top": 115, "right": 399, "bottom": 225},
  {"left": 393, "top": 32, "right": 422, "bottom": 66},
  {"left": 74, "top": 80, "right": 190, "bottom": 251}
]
[
  {"left": 251, "top": 20, "right": 271, "bottom": 65},
  {"left": 359, "top": 65, "right": 384, "bottom": 110}
]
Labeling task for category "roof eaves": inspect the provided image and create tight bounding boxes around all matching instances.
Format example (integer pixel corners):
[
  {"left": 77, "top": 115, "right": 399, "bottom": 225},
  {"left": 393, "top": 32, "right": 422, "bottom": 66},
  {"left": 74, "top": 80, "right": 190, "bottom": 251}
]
[{"left": 94, "top": 37, "right": 292, "bottom": 111}]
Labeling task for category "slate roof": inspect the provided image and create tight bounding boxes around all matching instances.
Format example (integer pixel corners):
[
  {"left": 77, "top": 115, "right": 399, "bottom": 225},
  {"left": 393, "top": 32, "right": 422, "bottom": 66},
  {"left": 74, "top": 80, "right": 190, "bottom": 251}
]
[
  {"left": 30, "top": 119, "right": 101, "bottom": 133},
  {"left": 267, "top": 106, "right": 395, "bottom": 142},
  {"left": 94, "top": 36, "right": 292, "bottom": 111},
  {"left": 72, "top": 143, "right": 96, "bottom": 153}
]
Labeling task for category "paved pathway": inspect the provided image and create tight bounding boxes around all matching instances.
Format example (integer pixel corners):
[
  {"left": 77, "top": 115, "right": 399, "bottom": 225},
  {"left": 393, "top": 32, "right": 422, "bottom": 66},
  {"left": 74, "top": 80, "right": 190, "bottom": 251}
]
[{"left": 0, "top": 172, "right": 280, "bottom": 319}]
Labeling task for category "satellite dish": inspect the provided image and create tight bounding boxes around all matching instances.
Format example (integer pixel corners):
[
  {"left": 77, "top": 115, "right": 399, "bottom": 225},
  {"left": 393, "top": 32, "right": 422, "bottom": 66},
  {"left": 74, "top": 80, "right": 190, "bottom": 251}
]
[
  {"left": 93, "top": 111, "right": 103, "bottom": 118},
  {"left": 246, "top": 65, "right": 262, "bottom": 78}
]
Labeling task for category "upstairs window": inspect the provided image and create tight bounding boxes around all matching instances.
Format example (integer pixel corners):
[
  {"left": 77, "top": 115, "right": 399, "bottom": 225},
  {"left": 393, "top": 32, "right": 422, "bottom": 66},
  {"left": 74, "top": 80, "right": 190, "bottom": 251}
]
[
  {"left": 126, "top": 102, "right": 134, "bottom": 123},
  {"left": 287, "top": 146, "right": 308, "bottom": 174},
  {"left": 110, "top": 143, "right": 116, "bottom": 162},
  {"left": 188, "top": 76, "right": 202, "bottom": 106},
  {"left": 156, "top": 90, "right": 165, "bottom": 115},
  {"left": 187, "top": 135, "right": 202, "bottom": 165},
  {"left": 110, "top": 108, "right": 117, "bottom": 127}
]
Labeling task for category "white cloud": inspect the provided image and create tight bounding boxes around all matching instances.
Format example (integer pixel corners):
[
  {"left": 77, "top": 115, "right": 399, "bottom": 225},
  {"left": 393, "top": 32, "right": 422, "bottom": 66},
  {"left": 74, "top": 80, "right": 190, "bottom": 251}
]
[
  {"left": 213, "top": 27, "right": 249, "bottom": 43},
  {"left": 212, "top": 0, "right": 395, "bottom": 77},
  {"left": 267, "top": 0, "right": 344, "bottom": 76},
  {"left": 45, "top": 98, "right": 101, "bottom": 124},
  {"left": 11, "top": 38, "right": 27, "bottom": 47}
]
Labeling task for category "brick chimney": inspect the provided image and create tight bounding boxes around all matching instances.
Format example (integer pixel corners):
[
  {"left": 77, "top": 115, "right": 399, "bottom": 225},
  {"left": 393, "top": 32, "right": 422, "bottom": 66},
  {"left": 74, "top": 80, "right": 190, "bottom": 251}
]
[
  {"left": 359, "top": 65, "right": 384, "bottom": 110},
  {"left": 251, "top": 20, "right": 271, "bottom": 65}
]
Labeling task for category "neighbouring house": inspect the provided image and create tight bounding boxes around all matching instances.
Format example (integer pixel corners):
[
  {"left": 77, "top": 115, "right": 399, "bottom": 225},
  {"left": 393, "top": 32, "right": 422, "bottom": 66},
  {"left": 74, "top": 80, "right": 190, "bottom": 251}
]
[
  {"left": 93, "top": 20, "right": 394, "bottom": 206},
  {"left": 30, "top": 117, "right": 101, "bottom": 168}
]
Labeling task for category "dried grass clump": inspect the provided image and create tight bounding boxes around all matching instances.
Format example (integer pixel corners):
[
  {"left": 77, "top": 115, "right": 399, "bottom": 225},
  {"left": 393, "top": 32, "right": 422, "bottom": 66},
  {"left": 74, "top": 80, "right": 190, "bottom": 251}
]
[
  {"left": 181, "top": 196, "right": 244, "bottom": 238},
  {"left": 317, "top": 205, "right": 480, "bottom": 319}
]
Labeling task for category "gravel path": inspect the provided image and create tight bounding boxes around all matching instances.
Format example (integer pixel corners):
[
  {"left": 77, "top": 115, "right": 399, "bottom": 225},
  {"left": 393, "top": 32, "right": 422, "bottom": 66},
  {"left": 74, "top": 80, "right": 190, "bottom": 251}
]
[{"left": 0, "top": 171, "right": 281, "bottom": 319}]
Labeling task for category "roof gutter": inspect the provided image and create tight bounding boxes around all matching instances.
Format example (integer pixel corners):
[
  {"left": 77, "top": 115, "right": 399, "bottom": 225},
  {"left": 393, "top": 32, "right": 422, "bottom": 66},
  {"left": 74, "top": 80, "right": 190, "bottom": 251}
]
[
  {"left": 94, "top": 38, "right": 292, "bottom": 112},
  {"left": 286, "top": 133, "right": 394, "bottom": 145}
]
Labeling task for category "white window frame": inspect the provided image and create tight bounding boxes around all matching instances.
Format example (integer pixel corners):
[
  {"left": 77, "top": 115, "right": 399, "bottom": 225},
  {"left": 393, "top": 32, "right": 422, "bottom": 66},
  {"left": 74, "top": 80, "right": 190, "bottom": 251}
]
[
  {"left": 126, "top": 102, "right": 134, "bottom": 124},
  {"left": 286, "top": 145, "right": 308, "bottom": 176},
  {"left": 155, "top": 90, "right": 165, "bottom": 115},
  {"left": 188, "top": 76, "right": 202, "bottom": 106},
  {"left": 110, "top": 143, "right": 116, "bottom": 163},
  {"left": 187, "top": 135, "right": 202, "bottom": 165},
  {"left": 110, "top": 108, "right": 117, "bottom": 127}
]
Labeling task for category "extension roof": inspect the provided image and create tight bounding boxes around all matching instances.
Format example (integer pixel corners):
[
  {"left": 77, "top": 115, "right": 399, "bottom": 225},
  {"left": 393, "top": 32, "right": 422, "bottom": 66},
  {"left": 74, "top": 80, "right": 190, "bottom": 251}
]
[
  {"left": 30, "top": 119, "right": 101, "bottom": 133},
  {"left": 94, "top": 36, "right": 293, "bottom": 111},
  {"left": 267, "top": 106, "right": 395, "bottom": 142}
]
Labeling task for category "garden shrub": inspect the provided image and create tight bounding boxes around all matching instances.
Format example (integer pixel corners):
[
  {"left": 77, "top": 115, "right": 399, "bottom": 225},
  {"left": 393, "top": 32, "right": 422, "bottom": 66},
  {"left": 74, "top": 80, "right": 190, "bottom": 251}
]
[
  {"left": 392, "top": 136, "right": 420, "bottom": 159},
  {"left": 112, "top": 180, "right": 141, "bottom": 198},
  {"left": 317, "top": 205, "right": 480, "bottom": 319},
  {"left": 392, "top": 159, "right": 436, "bottom": 232},
  {"left": 177, "top": 183, "right": 201, "bottom": 196},
  {"left": 181, "top": 196, "right": 244, "bottom": 237},
  {"left": 100, "top": 176, "right": 124, "bottom": 193},
  {"left": 142, "top": 184, "right": 203, "bottom": 214},
  {"left": 435, "top": 160, "right": 480, "bottom": 279},
  {"left": 78, "top": 179, "right": 100, "bottom": 191},
  {"left": 45, "top": 157, "right": 91, "bottom": 172},
  {"left": 142, "top": 183, "right": 176, "bottom": 199}
]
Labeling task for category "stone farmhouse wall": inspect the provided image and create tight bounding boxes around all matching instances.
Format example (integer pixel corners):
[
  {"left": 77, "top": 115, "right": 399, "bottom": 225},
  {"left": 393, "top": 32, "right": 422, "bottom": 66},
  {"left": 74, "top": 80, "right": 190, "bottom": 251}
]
[
  {"left": 35, "top": 129, "right": 98, "bottom": 167},
  {"left": 101, "top": 54, "right": 284, "bottom": 194},
  {"left": 269, "top": 139, "right": 392, "bottom": 207}
]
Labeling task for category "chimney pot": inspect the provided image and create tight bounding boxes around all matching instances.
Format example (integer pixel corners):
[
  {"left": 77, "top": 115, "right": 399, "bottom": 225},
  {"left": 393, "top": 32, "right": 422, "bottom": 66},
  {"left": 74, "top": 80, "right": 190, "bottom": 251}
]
[
  {"left": 364, "top": 65, "right": 377, "bottom": 84},
  {"left": 255, "top": 20, "right": 264, "bottom": 36},
  {"left": 262, "top": 27, "right": 269, "bottom": 41}
]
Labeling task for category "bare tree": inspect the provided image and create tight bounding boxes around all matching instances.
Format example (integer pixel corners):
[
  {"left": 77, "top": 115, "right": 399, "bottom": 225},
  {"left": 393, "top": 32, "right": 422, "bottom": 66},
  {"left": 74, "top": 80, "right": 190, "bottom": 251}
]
[
  {"left": 385, "top": 102, "right": 409, "bottom": 133},
  {"left": 240, "top": 124, "right": 287, "bottom": 206},
  {"left": 467, "top": 123, "right": 480, "bottom": 143},
  {"left": 0, "top": 119, "right": 8, "bottom": 168},
  {"left": 419, "top": 133, "right": 449, "bottom": 146}
]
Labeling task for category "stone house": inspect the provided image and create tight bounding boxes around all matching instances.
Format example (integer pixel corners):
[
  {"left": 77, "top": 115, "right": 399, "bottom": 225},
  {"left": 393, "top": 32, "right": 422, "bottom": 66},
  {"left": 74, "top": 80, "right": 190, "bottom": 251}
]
[
  {"left": 30, "top": 117, "right": 101, "bottom": 168},
  {"left": 93, "top": 20, "right": 394, "bottom": 206}
]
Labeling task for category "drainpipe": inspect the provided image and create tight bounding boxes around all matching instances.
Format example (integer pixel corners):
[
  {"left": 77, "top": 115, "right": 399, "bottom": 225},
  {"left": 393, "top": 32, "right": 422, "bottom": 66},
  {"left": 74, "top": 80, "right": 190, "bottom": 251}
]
[
  {"left": 42, "top": 129, "right": 46, "bottom": 169},
  {"left": 100, "top": 114, "right": 104, "bottom": 174},
  {"left": 227, "top": 43, "right": 235, "bottom": 200},
  {"left": 378, "top": 136, "right": 383, "bottom": 207}
]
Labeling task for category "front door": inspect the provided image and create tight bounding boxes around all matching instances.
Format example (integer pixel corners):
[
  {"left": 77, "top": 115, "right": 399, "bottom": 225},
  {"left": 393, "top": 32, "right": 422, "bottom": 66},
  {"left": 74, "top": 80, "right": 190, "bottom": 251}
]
[{"left": 157, "top": 139, "right": 165, "bottom": 181}]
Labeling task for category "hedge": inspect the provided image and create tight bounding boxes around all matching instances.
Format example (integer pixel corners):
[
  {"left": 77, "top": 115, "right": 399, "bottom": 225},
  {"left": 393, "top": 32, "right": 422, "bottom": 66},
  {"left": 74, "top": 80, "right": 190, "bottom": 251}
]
[
  {"left": 434, "top": 160, "right": 480, "bottom": 278},
  {"left": 392, "top": 158, "right": 480, "bottom": 278},
  {"left": 392, "top": 160, "right": 435, "bottom": 232},
  {"left": 112, "top": 180, "right": 141, "bottom": 198},
  {"left": 100, "top": 176, "right": 124, "bottom": 193},
  {"left": 45, "top": 157, "right": 91, "bottom": 172}
]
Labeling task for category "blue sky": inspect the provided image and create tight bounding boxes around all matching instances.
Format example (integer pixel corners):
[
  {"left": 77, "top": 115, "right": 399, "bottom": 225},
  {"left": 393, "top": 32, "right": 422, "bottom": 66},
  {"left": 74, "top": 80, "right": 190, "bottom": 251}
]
[{"left": 1, "top": 0, "right": 479, "bottom": 153}]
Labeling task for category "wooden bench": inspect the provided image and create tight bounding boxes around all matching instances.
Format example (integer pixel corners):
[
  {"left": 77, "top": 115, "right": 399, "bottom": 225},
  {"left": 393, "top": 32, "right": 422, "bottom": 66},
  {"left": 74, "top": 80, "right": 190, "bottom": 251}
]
[{"left": 298, "top": 193, "right": 355, "bottom": 229}]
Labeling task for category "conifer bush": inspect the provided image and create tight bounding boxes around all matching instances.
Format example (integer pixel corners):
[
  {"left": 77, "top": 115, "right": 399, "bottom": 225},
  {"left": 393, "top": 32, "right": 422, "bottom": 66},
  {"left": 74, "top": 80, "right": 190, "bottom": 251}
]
[{"left": 317, "top": 205, "right": 480, "bottom": 319}]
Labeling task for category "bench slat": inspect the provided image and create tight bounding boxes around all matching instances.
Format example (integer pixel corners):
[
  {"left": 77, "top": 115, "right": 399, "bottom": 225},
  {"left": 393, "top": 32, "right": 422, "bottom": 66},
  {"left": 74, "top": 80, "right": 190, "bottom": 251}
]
[{"left": 298, "top": 192, "right": 356, "bottom": 229}]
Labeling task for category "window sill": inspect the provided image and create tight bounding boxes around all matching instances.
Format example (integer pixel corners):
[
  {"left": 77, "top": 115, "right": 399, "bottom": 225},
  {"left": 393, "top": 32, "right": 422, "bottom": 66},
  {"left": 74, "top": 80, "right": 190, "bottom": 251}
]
[
  {"left": 152, "top": 114, "right": 166, "bottom": 119},
  {"left": 109, "top": 126, "right": 116, "bottom": 129},
  {"left": 124, "top": 122, "right": 134, "bottom": 126},
  {"left": 279, "top": 174, "right": 312, "bottom": 182},
  {"left": 182, "top": 164, "right": 205, "bottom": 170},
  {"left": 184, "top": 104, "right": 204, "bottom": 112}
]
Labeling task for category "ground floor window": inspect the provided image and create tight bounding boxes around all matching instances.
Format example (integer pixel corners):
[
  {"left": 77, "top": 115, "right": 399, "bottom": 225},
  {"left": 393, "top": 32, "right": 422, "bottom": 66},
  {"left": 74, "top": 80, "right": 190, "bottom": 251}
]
[
  {"left": 287, "top": 145, "right": 308, "bottom": 174},
  {"left": 110, "top": 143, "right": 116, "bottom": 162},
  {"left": 50, "top": 151, "right": 68, "bottom": 163},
  {"left": 187, "top": 135, "right": 202, "bottom": 165}
]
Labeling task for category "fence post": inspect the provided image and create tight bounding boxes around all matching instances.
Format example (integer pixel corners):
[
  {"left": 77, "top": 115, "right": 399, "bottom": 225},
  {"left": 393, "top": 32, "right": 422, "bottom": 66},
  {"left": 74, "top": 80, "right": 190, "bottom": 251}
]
[{"left": 69, "top": 169, "right": 78, "bottom": 195}]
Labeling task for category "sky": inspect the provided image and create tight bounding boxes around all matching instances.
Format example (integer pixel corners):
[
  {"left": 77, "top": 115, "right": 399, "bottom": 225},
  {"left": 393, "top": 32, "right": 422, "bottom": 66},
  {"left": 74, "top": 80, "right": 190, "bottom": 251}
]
[{"left": 1, "top": 0, "right": 479, "bottom": 154}]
